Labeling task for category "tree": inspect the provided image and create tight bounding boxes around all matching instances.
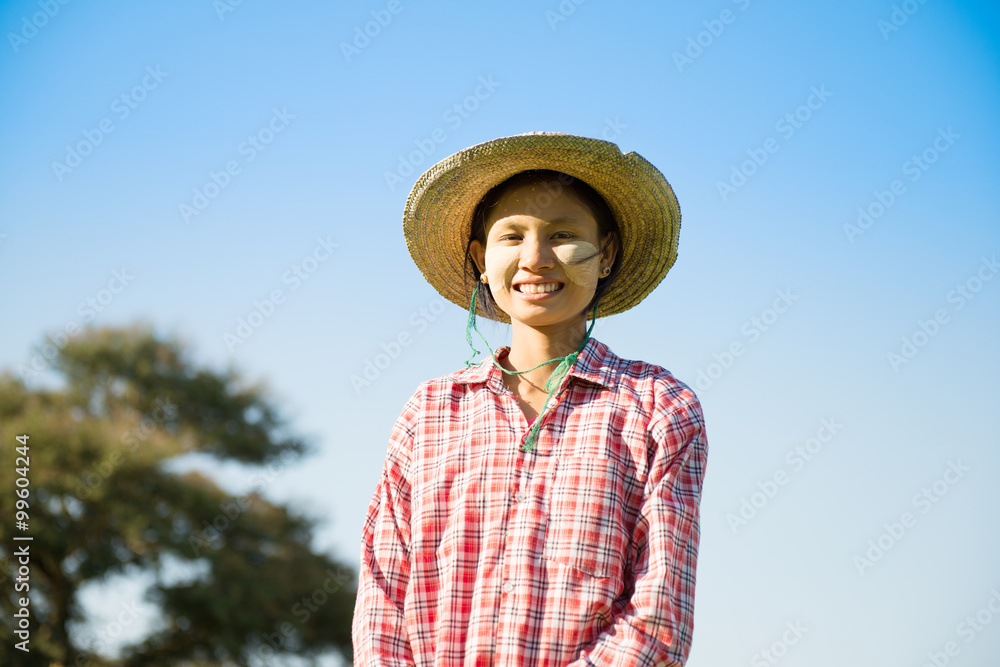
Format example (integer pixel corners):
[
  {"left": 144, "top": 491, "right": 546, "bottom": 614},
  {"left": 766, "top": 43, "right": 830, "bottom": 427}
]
[{"left": 0, "top": 323, "right": 356, "bottom": 666}]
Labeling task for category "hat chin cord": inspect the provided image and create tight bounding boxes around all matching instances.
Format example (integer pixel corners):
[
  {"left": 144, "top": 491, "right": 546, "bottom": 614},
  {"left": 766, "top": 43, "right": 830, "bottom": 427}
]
[{"left": 463, "top": 280, "right": 599, "bottom": 452}]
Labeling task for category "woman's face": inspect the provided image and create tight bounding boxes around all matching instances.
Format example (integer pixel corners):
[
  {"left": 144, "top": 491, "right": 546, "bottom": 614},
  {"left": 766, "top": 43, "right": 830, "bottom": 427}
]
[{"left": 469, "top": 178, "right": 616, "bottom": 330}]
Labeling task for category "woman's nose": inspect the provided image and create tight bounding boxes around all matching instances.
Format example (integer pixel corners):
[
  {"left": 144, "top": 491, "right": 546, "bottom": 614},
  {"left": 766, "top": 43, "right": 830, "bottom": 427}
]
[{"left": 518, "top": 236, "right": 556, "bottom": 271}]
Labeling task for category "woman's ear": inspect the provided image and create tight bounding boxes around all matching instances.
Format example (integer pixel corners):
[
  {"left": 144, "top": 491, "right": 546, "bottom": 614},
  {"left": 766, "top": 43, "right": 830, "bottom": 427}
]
[
  {"left": 601, "top": 233, "right": 620, "bottom": 272},
  {"left": 469, "top": 238, "right": 486, "bottom": 275}
]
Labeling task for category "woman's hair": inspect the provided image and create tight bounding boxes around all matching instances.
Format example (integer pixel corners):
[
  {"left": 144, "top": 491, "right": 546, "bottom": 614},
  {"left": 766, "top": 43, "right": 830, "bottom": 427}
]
[{"left": 464, "top": 169, "right": 623, "bottom": 321}]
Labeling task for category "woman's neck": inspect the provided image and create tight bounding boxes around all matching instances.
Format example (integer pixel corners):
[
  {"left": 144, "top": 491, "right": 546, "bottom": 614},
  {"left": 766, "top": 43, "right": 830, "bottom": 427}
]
[{"left": 501, "top": 318, "right": 590, "bottom": 390}]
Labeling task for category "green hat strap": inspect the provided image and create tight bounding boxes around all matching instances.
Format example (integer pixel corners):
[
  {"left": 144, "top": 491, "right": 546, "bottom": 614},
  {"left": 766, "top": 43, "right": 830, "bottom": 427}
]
[{"left": 463, "top": 281, "right": 599, "bottom": 452}]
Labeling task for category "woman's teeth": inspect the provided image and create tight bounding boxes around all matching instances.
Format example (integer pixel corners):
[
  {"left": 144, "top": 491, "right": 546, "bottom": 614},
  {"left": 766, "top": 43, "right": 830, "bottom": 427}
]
[{"left": 518, "top": 283, "right": 562, "bottom": 294}]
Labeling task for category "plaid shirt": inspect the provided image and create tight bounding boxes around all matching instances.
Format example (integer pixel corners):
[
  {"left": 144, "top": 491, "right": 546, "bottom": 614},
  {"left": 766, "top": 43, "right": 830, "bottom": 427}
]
[{"left": 352, "top": 337, "right": 709, "bottom": 667}]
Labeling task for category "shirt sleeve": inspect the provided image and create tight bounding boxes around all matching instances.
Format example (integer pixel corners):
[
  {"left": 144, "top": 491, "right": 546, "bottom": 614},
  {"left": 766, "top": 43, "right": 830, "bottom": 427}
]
[
  {"left": 352, "top": 390, "right": 420, "bottom": 667},
  {"left": 567, "top": 390, "right": 709, "bottom": 667}
]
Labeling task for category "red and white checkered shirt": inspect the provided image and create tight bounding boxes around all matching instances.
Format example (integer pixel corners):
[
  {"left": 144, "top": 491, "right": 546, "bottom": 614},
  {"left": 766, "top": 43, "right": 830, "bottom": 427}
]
[{"left": 352, "top": 336, "right": 709, "bottom": 667}]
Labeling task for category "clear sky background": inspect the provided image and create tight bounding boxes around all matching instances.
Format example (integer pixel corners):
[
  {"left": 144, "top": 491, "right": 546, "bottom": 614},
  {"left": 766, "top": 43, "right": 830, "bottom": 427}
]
[{"left": 2, "top": 0, "right": 998, "bottom": 664}]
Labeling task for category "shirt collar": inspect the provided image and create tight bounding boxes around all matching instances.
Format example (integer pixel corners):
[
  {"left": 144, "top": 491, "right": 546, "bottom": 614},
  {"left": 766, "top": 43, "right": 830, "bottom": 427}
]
[{"left": 451, "top": 336, "right": 617, "bottom": 390}]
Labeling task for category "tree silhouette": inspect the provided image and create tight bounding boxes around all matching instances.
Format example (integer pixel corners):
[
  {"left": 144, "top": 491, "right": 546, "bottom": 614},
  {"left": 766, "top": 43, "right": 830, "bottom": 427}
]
[{"left": 0, "top": 323, "right": 355, "bottom": 666}]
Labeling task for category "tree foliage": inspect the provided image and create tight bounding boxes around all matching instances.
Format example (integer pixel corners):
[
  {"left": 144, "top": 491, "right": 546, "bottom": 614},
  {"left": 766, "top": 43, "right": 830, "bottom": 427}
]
[{"left": 0, "top": 324, "right": 355, "bottom": 666}]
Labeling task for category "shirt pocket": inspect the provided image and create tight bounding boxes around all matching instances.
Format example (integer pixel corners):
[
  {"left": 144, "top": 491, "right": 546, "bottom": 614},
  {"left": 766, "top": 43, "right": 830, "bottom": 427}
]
[{"left": 543, "top": 456, "right": 628, "bottom": 580}]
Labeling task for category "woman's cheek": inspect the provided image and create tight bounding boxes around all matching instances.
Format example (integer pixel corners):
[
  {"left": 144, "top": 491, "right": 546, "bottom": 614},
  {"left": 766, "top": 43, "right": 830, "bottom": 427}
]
[
  {"left": 484, "top": 245, "right": 520, "bottom": 289},
  {"left": 553, "top": 241, "right": 600, "bottom": 291}
]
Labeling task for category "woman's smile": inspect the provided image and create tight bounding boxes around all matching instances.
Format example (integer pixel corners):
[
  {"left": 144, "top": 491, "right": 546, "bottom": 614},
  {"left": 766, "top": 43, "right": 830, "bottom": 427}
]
[{"left": 514, "top": 281, "right": 564, "bottom": 298}]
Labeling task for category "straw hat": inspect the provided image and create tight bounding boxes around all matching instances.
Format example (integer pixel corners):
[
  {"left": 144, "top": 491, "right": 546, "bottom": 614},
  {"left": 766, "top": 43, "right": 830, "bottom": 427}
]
[{"left": 402, "top": 131, "right": 681, "bottom": 323}]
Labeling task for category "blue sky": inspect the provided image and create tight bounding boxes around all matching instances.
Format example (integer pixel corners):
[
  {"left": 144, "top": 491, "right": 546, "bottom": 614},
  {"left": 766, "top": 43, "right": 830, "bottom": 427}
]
[{"left": 1, "top": 0, "right": 998, "bottom": 664}]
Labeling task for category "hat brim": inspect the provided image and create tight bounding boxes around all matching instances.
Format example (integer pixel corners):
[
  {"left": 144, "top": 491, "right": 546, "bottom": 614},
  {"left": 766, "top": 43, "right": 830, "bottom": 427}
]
[{"left": 403, "top": 132, "right": 681, "bottom": 324}]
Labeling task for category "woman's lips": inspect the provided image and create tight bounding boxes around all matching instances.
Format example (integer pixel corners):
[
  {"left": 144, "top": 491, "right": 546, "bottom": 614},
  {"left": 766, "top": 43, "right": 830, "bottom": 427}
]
[{"left": 513, "top": 283, "right": 564, "bottom": 300}]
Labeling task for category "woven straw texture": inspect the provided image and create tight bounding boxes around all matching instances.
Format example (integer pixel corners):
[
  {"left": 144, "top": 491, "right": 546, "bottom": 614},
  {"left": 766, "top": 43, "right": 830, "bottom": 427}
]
[{"left": 403, "top": 132, "right": 681, "bottom": 323}]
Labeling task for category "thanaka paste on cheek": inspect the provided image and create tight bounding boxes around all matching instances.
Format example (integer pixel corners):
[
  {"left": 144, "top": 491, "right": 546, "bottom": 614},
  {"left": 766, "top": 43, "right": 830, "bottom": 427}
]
[
  {"left": 553, "top": 241, "right": 601, "bottom": 291},
  {"left": 484, "top": 245, "right": 520, "bottom": 290}
]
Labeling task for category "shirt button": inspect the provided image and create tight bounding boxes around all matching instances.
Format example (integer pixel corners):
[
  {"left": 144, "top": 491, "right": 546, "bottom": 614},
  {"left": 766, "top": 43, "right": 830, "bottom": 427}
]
[
  {"left": 502, "top": 581, "right": 514, "bottom": 593},
  {"left": 515, "top": 491, "right": 526, "bottom": 502}
]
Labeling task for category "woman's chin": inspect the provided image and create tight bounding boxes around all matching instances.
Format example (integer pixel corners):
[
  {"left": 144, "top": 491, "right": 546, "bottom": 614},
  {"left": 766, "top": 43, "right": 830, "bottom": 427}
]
[{"left": 502, "top": 307, "right": 588, "bottom": 331}]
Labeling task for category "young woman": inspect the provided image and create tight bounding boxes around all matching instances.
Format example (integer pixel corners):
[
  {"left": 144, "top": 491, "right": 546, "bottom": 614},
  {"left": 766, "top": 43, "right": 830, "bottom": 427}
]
[{"left": 353, "top": 133, "right": 709, "bottom": 667}]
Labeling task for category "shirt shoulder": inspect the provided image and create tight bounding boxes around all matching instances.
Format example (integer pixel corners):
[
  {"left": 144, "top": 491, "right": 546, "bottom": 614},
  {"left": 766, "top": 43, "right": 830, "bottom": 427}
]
[
  {"left": 392, "top": 363, "right": 485, "bottom": 426},
  {"left": 410, "top": 366, "right": 481, "bottom": 402},
  {"left": 607, "top": 347, "right": 703, "bottom": 422}
]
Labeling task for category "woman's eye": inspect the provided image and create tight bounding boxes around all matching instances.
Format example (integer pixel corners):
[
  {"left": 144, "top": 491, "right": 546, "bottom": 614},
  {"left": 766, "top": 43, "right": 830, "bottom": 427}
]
[
  {"left": 553, "top": 232, "right": 573, "bottom": 239},
  {"left": 498, "top": 234, "right": 520, "bottom": 241}
]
